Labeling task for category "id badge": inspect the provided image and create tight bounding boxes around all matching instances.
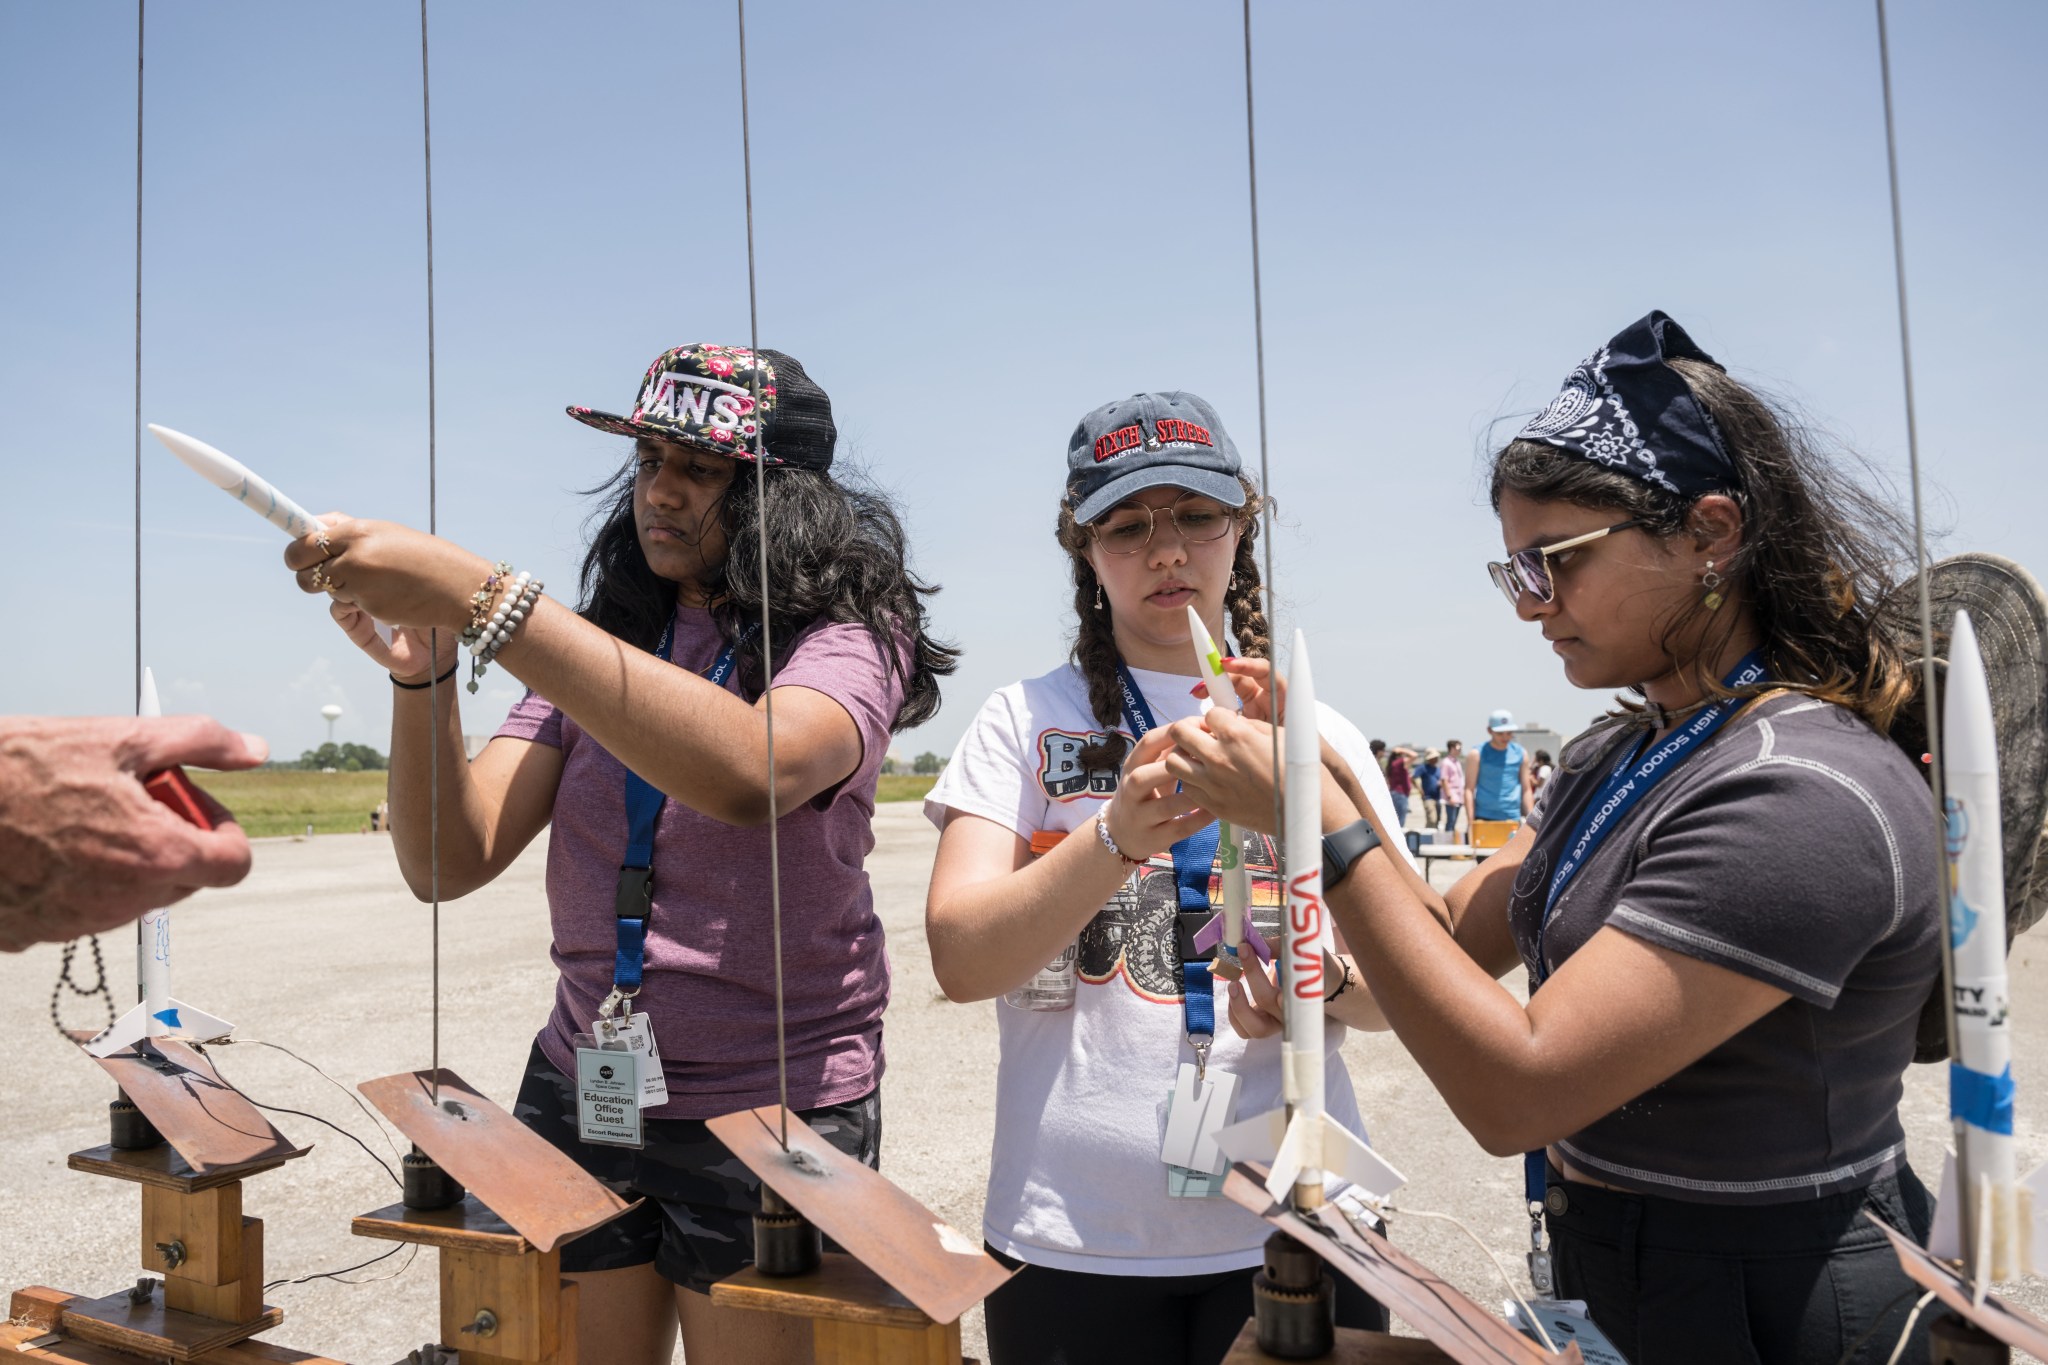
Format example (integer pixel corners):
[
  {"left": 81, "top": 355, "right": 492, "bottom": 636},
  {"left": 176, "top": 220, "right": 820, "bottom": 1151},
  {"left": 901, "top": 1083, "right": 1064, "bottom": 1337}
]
[
  {"left": 572, "top": 1034, "right": 643, "bottom": 1149},
  {"left": 1506, "top": 1298, "right": 1629, "bottom": 1365},
  {"left": 592, "top": 1011, "right": 669, "bottom": 1109},
  {"left": 1161, "top": 1062, "right": 1239, "bottom": 1199}
]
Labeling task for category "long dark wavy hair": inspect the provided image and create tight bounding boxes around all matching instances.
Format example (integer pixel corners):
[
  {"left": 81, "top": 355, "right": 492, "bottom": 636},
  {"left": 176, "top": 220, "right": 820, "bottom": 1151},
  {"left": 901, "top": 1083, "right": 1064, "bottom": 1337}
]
[
  {"left": 1055, "top": 476, "right": 1271, "bottom": 771},
  {"left": 576, "top": 455, "right": 957, "bottom": 730},
  {"left": 1489, "top": 355, "right": 1919, "bottom": 734}
]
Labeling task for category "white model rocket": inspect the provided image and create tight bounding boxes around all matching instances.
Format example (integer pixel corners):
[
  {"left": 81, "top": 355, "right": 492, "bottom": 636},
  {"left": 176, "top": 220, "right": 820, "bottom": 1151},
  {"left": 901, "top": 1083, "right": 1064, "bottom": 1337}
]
[
  {"left": 1930, "top": 611, "right": 2047, "bottom": 1282},
  {"left": 85, "top": 667, "right": 234, "bottom": 1057},
  {"left": 149, "top": 423, "right": 392, "bottom": 644},
  {"left": 1216, "top": 632, "right": 1405, "bottom": 1207},
  {"left": 1189, "top": 607, "right": 1254, "bottom": 965}
]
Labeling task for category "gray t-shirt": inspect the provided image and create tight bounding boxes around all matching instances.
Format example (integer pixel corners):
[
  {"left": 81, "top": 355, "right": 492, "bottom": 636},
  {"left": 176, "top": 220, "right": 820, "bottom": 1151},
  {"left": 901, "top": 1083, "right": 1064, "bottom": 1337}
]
[{"left": 1508, "top": 694, "right": 1939, "bottom": 1204}]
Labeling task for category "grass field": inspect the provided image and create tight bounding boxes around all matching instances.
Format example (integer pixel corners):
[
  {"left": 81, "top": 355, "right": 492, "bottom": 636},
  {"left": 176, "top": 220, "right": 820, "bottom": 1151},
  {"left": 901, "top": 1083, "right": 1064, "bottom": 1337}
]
[
  {"left": 191, "top": 768, "right": 939, "bottom": 838},
  {"left": 188, "top": 769, "right": 391, "bottom": 838}
]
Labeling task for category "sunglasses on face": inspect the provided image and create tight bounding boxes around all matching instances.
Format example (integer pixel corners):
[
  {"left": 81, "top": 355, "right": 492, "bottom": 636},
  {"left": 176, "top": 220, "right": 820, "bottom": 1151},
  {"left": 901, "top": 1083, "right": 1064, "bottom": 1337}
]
[{"left": 1485, "top": 518, "right": 1646, "bottom": 608}]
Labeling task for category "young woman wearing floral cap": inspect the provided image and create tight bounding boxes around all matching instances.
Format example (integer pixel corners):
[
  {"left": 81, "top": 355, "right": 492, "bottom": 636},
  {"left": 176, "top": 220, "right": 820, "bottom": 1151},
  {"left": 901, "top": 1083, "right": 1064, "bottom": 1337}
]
[
  {"left": 284, "top": 343, "right": 956, "bottom": 1365},
  {"left": 1165, "top": 314, "right": 1942, "bottom": 1363},
  {"left": 922, "top": 391, "right": 1404, "bottom": 1365}
]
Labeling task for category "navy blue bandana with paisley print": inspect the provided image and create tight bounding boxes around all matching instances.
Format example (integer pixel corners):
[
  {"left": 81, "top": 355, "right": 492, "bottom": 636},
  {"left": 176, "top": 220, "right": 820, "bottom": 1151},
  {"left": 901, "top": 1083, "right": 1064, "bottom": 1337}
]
[{"left": 1517, "top": 311, "right": 1737, "bottom": 497}]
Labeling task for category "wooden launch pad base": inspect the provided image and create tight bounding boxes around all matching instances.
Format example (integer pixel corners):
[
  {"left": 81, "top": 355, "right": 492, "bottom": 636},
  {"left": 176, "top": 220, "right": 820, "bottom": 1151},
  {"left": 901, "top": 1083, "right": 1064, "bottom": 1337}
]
[
  {"left": 714, "top": 1254, "right": 980, "bottom": 1365},
  {"left": 1223, "top": 1321, "right": 1454, "bottom": 1362}
]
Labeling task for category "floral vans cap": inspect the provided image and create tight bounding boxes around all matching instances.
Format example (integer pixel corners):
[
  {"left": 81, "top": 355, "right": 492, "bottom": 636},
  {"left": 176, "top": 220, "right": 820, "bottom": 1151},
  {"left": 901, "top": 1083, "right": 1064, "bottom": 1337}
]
[{"left": 568, "top": 342, "right": 837, "bottom": 472}]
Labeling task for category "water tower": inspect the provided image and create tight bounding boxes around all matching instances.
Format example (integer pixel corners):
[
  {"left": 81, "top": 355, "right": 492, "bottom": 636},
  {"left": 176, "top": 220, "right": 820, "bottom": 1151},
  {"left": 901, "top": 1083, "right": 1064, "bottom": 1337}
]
[{"left": 320, "top": 703, "right": 344, "bottom": 749}]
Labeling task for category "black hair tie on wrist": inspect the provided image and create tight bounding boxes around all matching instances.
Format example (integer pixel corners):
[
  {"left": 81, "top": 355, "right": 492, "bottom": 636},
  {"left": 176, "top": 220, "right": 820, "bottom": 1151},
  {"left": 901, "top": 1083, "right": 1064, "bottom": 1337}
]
[{"left": 391, "top": 661, "right": 460, "bottom": 690}]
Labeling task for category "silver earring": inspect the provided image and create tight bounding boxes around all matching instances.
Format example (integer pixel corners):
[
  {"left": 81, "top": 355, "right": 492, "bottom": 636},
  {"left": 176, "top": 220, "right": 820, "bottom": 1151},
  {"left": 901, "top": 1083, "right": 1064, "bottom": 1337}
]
[{"left": 1701, "top": 561, "right": 1725, "bottom": 611}]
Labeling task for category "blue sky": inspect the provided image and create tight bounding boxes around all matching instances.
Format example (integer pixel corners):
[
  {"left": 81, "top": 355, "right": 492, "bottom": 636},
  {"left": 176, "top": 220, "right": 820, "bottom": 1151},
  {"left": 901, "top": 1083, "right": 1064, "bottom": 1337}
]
[{"left": 3, "top": 1, "right": 2042, "bottom": 764}]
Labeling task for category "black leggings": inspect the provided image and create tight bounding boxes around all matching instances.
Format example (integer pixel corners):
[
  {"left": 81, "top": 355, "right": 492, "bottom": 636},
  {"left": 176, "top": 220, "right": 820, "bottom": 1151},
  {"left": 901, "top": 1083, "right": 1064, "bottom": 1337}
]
[
  {"left": 982, "top": 1243, "right": 1388, "bottom": 1365},
  {"left": 1545, "top": 1164, "right": 1936, "bottom": 1365}
]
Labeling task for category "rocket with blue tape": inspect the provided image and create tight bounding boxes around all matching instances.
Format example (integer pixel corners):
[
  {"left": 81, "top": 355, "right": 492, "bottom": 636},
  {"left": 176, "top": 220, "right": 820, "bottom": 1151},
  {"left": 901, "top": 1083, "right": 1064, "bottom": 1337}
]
[
  {"left": 85, "top": 667, "right": 234, "bottom": 1058},
  {"left": 1215, "top": 632, "right": 1406, "bottom": 1209},
  {"left": 1935, "top": 610, "right": 2045, "bottom": 1280}
]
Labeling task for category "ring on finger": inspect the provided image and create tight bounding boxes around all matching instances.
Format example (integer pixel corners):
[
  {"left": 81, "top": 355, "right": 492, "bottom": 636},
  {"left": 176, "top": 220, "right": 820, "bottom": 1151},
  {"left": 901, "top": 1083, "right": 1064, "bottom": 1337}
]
[
  {"left": 316, "top": 532, "right": 333, "bottom": 559},
  {"left": 309, "top": 563, "right": 331, "bottom": 592}
]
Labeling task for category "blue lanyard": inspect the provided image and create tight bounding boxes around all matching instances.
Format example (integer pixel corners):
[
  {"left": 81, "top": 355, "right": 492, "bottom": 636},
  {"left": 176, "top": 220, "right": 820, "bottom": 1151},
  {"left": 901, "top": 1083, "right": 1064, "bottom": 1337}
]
[
  {"left": 612, "top": 620, "right": 749, "bottom": 993},
  {"left": 1113, "top": 660, "right": 1219, "bottom": 1047},
  {"left": 1522, "top": 651, "right": 1767, "bottom": 1207}
]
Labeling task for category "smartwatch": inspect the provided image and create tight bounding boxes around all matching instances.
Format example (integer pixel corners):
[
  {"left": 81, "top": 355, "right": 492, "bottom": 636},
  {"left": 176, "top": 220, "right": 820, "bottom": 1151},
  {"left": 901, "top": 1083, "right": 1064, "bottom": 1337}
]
[{"left": 1321, "top": 818, "right": 1383, "bottom": 891}]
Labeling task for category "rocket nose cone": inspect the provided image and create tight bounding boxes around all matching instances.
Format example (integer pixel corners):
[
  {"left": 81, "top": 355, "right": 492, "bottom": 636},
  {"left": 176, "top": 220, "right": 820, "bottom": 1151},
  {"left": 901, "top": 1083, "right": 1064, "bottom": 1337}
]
[
  {"left": 138, "top": 666, "right": 161, "bottom": 719},
  {"left": 1943, "top": 609, "right": 1997, "bottom": 777}
]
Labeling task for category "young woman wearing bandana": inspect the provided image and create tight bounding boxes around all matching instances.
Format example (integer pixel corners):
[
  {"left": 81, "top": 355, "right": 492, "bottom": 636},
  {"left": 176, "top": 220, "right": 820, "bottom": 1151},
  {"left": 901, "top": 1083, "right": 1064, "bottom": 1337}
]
[
  {"left": 283, "top": 344, "right": 956, "bottom": 1365},
  {"left": 922, "top": 391, "right": 1404, "bottom": 1365},
  {"left": 1164, "top": 314, "right": 1943, "bottom": 1364}
]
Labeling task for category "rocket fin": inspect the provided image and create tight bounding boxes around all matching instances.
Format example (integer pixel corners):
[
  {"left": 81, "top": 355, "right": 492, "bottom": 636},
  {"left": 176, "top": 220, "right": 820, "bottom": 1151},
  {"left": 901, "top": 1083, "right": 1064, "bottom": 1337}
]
[
  {"left": 162, "top": 998, "right": 233, "bottom": 1043},
  {"left": 1929, "top": 1149, "right": 1961, "bottom": 1259},
  {"left": 1216, "top": 1106, "right": 1286, "bottom": 1168},
  {"left": 85, "top": 1003, "right": 151, "bottom": 1058},
  {"left": 1319, "top": 1115, "right": 1407, "bottom": 1200}
]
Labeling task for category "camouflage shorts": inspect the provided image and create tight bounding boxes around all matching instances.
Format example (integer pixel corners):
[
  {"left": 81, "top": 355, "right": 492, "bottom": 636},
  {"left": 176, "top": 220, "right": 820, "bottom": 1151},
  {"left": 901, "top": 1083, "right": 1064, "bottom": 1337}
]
[{"left": 511, "top": 1041, "right": 881, "bottom": 1292}]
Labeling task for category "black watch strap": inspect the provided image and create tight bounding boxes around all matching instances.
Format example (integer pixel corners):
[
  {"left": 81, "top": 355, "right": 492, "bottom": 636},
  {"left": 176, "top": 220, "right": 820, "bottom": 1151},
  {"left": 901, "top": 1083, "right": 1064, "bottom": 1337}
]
[{"left": 1321, "top": 818, "right": 1383, "bottom": 891}]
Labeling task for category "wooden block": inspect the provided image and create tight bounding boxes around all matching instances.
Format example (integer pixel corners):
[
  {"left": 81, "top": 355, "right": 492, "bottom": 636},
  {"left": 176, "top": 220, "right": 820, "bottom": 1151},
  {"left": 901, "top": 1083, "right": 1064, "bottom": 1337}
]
[
  {"left": 6, "top": 1286, "right": 73, "bottom": 1331},
  {"left": 164, "top": 1218, "right": 264, "bottom": 1322},
  {"left": 813, "top": 1316, "right": 962, "bottom": 1365},
  {"left": 0, "top": 1329, "right": 140, "bottom": 1363},
  {"left": 142, "top": 1182, "right": 244, "bottom": 1285},
  {"left": 437, "top": 1246, "right": 559, "bottom": 1362},
  {"left": 201, "top": 1339, "right": 353, "bottom": 1364},
  {"left": 712, "top": 1256, "right": 936, "bottom": 1332},
  {"left": 1223, "top": 1322, "right": 1456, "bottom": 1362},
  {"left": 351, "top": 1196, "right": 532, "bottom": 1256},
  {"left": 70, "top": 1144, "right": 293, "bottom": 1194},
  {"left": 59, "top": 1287, "right": 282, "bottom": 1362},
  {"left": 555, "top": 1278, "right": 578, "bottom": 1365}
]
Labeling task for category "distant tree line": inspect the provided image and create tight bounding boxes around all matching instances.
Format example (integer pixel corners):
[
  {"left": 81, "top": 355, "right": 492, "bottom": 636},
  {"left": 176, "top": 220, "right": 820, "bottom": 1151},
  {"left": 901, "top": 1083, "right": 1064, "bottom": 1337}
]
[{"left": 295, "top": 742, "right": 388, "bottom": 772}]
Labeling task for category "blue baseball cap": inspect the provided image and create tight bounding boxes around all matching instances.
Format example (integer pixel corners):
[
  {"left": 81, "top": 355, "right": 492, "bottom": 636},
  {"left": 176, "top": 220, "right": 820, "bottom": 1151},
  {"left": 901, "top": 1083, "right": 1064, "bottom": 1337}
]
[
  {"left": 1066, "top": 391, "right": 1246, "bottom": 524},
  {"left": 1487, "top": 709, "right": 1516, "bottom": 732}
]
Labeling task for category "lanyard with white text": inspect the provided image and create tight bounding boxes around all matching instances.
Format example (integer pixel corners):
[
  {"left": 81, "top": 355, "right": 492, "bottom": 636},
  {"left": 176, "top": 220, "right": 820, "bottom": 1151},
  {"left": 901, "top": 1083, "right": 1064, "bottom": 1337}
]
[
  {"left": 1113, "top": 660, "right": 1221, "bottom": 1064},
  {"left": 612, "top": 621, "right": 752, "bottom": 997},
  {"left": 1520, "top": 650, "right": 1767, "bottom": 1293}
]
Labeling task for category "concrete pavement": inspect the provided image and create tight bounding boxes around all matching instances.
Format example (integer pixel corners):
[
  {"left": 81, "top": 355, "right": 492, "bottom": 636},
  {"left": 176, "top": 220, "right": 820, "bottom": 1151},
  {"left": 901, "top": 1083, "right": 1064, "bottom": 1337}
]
[{"left": 2, "top": 805, "right": 2044, "bottom": 1362}]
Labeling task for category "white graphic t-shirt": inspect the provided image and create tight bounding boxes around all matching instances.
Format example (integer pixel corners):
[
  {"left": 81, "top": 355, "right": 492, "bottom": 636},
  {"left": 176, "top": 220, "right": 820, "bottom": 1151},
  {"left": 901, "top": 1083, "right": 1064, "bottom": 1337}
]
[{"left": 925, "top": 661, "right": 1406, "bottom": 1276}]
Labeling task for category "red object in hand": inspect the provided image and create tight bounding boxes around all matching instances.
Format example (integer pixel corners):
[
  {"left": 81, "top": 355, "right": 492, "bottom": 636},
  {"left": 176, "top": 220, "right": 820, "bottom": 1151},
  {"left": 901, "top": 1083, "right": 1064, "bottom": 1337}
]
[{"left": 144, "top": 767, "right": 215, "bottom": 831}]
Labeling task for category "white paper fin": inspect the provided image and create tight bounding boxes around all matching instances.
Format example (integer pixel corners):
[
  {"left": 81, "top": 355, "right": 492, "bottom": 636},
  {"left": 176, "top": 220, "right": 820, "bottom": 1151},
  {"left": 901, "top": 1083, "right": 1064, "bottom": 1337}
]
[
  {"left": 1216, "top": 1107, "right": 1405, "bottom": 1206},
  {"left": 164, "top": 999, "right": 234, "bottom": 1043},
  {"left": 84, "top": 999, "right": 233, "bottom": 1058},
  {"left": 2025, "top": 1158, "right": 2048, "bottom": 1275},
  {"left": 1319, "top": 1114, "right": 1407, "bottom": 1199},
  {"left": 85, "top": 1003, "right": 151, "bottom": 1058},
  {"left": 1930, "top": 1148, "right": 1960, "bottom": 1259}
]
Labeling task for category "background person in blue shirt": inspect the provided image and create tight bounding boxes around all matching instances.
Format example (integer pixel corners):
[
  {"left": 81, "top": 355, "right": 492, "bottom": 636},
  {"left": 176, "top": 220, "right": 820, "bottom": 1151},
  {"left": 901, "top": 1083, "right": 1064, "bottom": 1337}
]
[{"left": 1465, "top": 708, "right": 1533, "bottom": 826}]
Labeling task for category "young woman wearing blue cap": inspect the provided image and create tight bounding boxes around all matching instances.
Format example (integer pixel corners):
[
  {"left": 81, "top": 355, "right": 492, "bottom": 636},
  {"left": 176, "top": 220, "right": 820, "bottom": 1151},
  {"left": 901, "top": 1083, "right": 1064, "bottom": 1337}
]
[
  {"left": 922, "top": 391, "right": 1403, "bottom": 1365},
  {"left": 1165, "top": 314, "right": 1943, "bottom": 1363},
  {"left": 284, "top": 344, "right": 956, "bottom": 1365}
]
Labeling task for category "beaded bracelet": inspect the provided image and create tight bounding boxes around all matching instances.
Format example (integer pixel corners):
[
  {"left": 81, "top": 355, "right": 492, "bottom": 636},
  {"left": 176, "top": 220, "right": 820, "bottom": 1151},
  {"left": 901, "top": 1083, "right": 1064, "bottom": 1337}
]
[
  {"left": 461, "top": 561, "right": 514, "bottom": 651},
  {"left": 1093, "top": 810, "right": 1145, "bottom": 870},
  {"left": 467, "top": 575, "right": 543, "bottom": 693}
]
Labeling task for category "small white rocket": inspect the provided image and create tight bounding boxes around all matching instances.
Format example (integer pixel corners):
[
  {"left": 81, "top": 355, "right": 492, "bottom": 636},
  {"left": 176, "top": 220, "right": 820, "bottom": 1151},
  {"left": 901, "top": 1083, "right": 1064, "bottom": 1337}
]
[
  {"left": 85, "top": 667, "right": 234, "bottom": 1057},
  {"left": 149, "top": 424, "right": 393, "bottom": 645},
  {"left": 1216, "top": 632, "right": 1405, "bottom": 1207},
  {"left": 1932, "top": 611, "right": 2047, "bottom": 1282},
  {"left": 1188, "top": 607, "right": 1254, "bottom": 967}
]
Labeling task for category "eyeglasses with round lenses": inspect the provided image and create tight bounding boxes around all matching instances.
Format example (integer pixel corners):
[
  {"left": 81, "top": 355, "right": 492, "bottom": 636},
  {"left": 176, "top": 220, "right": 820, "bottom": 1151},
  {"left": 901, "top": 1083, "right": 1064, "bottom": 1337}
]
[
  {"left": 1485, "top": 518, "right": 1646, "bottom": 607},
  {"left": 1090, "top": 493, "right": 1240, "bottom": 556}
]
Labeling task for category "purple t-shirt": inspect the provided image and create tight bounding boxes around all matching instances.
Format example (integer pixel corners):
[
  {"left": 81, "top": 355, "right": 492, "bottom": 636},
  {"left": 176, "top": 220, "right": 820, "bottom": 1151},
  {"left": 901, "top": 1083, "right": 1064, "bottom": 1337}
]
[{"left": 495, "top": 604, "right": 905, "bottom": 1118}]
